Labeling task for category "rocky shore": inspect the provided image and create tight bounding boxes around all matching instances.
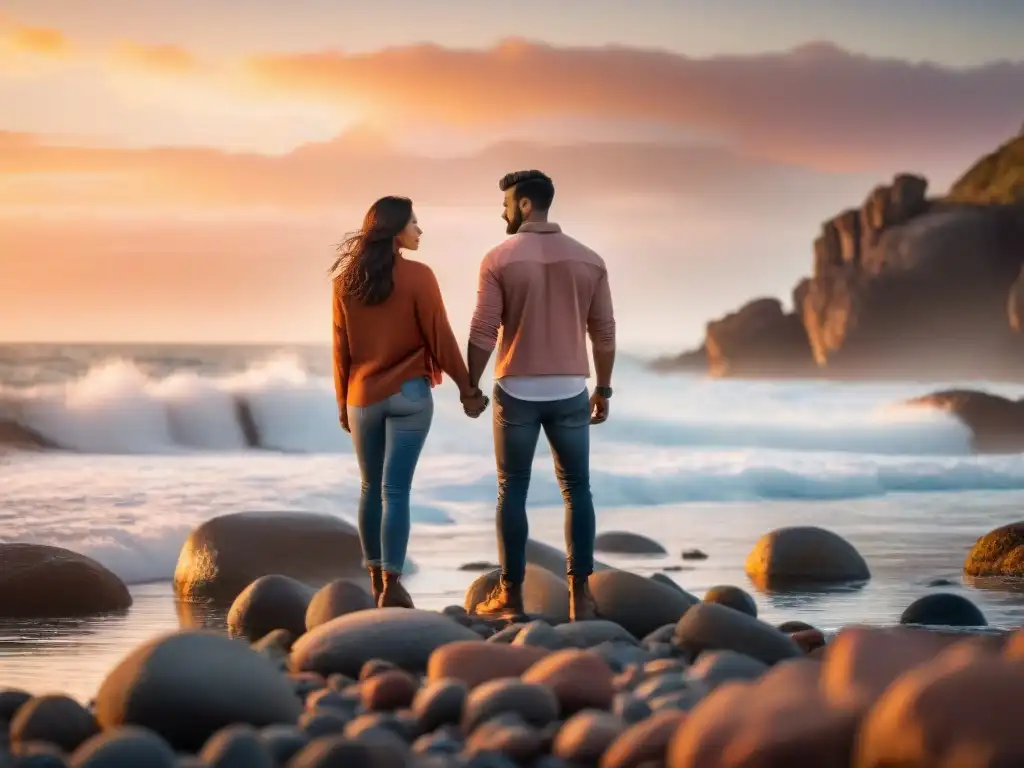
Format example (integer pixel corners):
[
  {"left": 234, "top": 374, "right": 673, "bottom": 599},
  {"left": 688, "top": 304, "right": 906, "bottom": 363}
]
[
  {"left": 658, "top": 133, "right": 1024, "bottom": 383},
  {"left": 1, "top": 511, "right": 1023, "bottom": 766}
]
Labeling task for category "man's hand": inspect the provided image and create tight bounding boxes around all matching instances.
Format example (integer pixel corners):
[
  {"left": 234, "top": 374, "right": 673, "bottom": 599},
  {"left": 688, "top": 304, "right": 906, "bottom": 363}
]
[
  {"left": 339, "top": 409, "right": 350, "bottom": 433},
  {"left": 462, "top": 390, "right": 489, "bottom": 418},
  {"left": 590, "top": 392, "right": 609, "bottom": 425}
]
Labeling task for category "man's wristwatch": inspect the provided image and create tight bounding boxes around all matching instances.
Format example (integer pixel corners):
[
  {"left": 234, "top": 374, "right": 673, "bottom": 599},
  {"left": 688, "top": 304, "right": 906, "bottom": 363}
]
[{"left": 595, "top": 386, "right": 613, "bottom": 398}]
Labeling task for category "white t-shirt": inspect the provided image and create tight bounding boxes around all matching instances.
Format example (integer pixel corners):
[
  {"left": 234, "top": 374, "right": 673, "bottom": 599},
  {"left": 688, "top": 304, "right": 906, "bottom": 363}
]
[{"left": 496, "top": 375, "right": 587, "bottom": 402}]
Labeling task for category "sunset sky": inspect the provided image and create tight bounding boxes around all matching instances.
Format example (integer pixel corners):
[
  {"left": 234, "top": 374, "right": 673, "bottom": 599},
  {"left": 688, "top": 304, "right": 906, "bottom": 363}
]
[{"left": 2, "top": 1, "right": 1022, "bottom": 348}]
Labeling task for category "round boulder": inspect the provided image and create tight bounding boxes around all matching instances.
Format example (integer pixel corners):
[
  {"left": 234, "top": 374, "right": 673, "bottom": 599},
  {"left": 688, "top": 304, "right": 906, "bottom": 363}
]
[
  {"left": 227, "top": 574, "right": 314, "bottom": 641},
  {"left": 589, "top": 570, "right": 699, "bottom": 640},
  {"left": 305, "top": 579, "right": 376, "bottom": 630},
  {"left": 68, "top": 727, "right": 177, "bottom": 767},
  {"left": 900, "top": 593, "right": 987, "bottom": 627},
  {"left": 0, "top": 543, "right": 131, "bottom": 618},
  {"left": 290, "top": 608, "right": 482, "bottom": 678},
  {"left": 524, "top": 538, "right": 611, "bottom": 576},
  {"left": 964, "top": 522, "right": 1024, "bottom": 578},
  {"left": 9, "top": 694, "right": 99, "bottom": 753},
  {"left": 94, "top": 630, "right": 302, "bottom": 752},
  {"left": 744, "top": 526, "right": 870, "bottom": 588},
  {"left": 464, "top": 564, "right": 570, "bottom": 624},
  {"left": 673, "top": 603, "right": 802, "bottom": 666},
  {"left": 702, "top": 585, "right": 758, "bottom": 618},
  {"left": 594, "top": 532, "right": 667, "bottom": 556},
  {"left": 173, "top": 511, "right": 365, "bottom": 604}
]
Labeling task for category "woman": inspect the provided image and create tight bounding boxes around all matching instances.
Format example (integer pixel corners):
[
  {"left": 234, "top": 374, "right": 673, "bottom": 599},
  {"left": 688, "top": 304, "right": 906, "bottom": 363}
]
[{"left": 332, "top": 196, "right": 487, "bottom": 609}]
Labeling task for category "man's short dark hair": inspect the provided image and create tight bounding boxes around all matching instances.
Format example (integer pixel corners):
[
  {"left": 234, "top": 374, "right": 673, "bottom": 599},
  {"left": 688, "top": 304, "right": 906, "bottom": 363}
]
[{"left": 499, "top": 170, "right": 555, "bottom": 212}]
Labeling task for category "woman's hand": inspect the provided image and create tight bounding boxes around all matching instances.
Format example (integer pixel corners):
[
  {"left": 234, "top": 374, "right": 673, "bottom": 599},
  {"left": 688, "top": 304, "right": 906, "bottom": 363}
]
[
  {"left": 461, "top": 388, "right": 489, "bottom": 418},
  {"left": 339, "top": 409, "right": 351, "bottom": 433}
]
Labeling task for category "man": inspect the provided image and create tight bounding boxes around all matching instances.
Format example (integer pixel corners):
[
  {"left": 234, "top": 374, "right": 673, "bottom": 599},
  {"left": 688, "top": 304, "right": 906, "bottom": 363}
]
[{"left": 466, "top": 169, "right": 616, "bottom": 622}]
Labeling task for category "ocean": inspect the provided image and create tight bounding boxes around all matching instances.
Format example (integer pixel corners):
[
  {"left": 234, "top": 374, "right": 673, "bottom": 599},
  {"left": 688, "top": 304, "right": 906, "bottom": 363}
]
[{"left": 2, "top": 343, "right": 1024, "bottom": 702}]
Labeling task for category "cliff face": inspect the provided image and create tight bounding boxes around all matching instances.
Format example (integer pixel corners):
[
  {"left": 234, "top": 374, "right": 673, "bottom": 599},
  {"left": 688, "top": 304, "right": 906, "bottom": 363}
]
[{"left": 665, "top": 133, "right": 1024, "bottom": 380}]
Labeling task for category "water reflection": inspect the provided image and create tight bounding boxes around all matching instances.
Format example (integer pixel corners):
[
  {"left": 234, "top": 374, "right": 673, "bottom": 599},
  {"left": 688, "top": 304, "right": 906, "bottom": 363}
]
[
  {"left": 0, "top": 609, "right": 130, "bottom": 651},
  {"left": 174, "top": 600, "right": 228, "bottom": 632}
]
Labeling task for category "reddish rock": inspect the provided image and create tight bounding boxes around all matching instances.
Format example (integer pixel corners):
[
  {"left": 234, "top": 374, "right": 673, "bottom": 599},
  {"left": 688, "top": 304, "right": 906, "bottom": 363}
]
[
  {"left": 427, "top": 641, "right": 551, "bottom": 689},
  {"left": 360, "top": 669, "right": 418, "bottom": 712},
  {"left": 667, "top": 659, "right": 857, "bottom": 768},
  {"left": 522, "top": 650, "right": 614, "bottom": 714},
  {"left": 821, "top": 626, "right": 970, "bottom": 710},
  {"left": 790, "top": 628, "right": 826, "bottom": 654},
  {"left": 855, "top": 644, "right": 1024, "bottom": 767},
  {"left": 600, "top": 710, "right": 686, "bottom": 768}
]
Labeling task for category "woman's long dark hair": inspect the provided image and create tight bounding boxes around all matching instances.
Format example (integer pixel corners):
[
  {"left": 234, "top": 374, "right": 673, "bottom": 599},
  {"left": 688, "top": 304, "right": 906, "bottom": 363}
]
[{"left": 330, "top": 196, "right": 413, "bottom": 306}]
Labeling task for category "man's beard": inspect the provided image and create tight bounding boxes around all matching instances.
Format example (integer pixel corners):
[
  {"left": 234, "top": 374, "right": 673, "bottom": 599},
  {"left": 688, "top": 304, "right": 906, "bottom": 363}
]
[{"left": 505, "top": 208, "right": 523, "bottom": 235}]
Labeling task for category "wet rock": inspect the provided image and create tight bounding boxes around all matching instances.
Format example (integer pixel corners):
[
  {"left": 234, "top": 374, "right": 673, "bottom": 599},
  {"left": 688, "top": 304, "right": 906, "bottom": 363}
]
[
  {"left": 611, "top": 692, "right": 652, "bottom": 725},
  {"left": 681, "top": 549, "right": 708, "bottom": 561},
  {"left": 589, "top": 570, "right": 698, "bottom": 640},
  {"left": 600, "top": 709, "right": 686, "bottom": 768},
  {"left": 485, "top": 624, "right": 523, "bottom": 644},
  {"left": 464, "top": 565, "right": 570, "bottom": 624},
  {"left": 745, "top": 526, "right": 870, "bottom": 588},
  {"left": 304, "top": 579, "right": 375, "bottom": 631},
  {"left": 511, "top": 620, "right": 563, "bottom": 650},
  {"left": 198, "top": 724, "right": 275, "bottom": 768},
  {"left": 552, "top": 710, "right": 626, "bottom": 763},
  {"left": 10, "top": 695, "right": 99, "bottom": 754},
  {"left": 776, "top": 620, "right": 816, "bottom": 633},
  {"left": 464, "top": 718, "right": 546, "bottom": 762},
  {"left": 299, "top": 709, "right": 351, "bottom": 739},
  {"left": 226, "top": 574, "right": 313, "bottom": 642},
  {"left": 668, "top": 658, "right": 857, "bottom": 768},
  {"left": 173, "top": 511, "right": 365, "bottom": 604},
  {"left": 427, "top": 641, "right": 550, "bottom": 689},
  {"left": 673, "top": 603, "right": 802, "bottom": 666},
  {"left": 291, "top": 608, "right": 481, "bottom": 678},
  {"left": 287, "top": 734, "right": 409, "bottom": 768},
  {"left": 67, "top": 727, "right": 177, "bottom": 767},
  {"left": 0, "top": 544, "right": 132, "bottom": 618},
  {"left": 259, "top": 724, "right": 309, "bottom": 765},
  {"left": 791, "top": 628, "right": 828, "bottom": 654},
  {"left": 94, "top": 630, "right": 301, "bottom": 752},
  {"left": 252, "top": 628, "right": 294, "bottom": 659},
  {"left": 555, "top": 619, "right": 640, "bottom": 649},
  {"left": 688, "top": 651, "right": 770, "bottom": 692},
  {"left": 964, "top": 521, "right": 1024, "bottom": 578},
  {"left": 413, "top": 679, "right": 467, "bottom": 733},
  {"left": 462, "top": 680, "right": 560, "bottom": 733},
  {"left": 701, "top": 585, "right": 757, "bottom": 617},
  {"left": 361, "top": 670, "right": 419, "bottom": 712},
  {"left": 856, "top": 643, "right": 1024, "bottom": 767},
  {"left": 522, "top": 649, "right": 614, "bottom": 713},
  {"left": 820, "top": 626, "right": 965, "bottom": 709},
  {"left": 593, "top": 532, "right": 667, "bottom": 556}
]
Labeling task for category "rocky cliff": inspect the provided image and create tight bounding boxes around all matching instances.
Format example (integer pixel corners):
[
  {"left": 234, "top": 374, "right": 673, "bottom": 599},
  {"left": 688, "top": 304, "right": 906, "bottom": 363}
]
[{"left": 661, "top": 134, "right": 1024, "bottom": 380}]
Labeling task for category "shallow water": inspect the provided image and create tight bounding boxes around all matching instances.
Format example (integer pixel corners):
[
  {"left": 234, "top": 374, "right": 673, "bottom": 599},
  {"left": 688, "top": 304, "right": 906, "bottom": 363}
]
[
  {"left": 2, "top": 498, "right": 1023, "bottom": 702},
  {"left": 2, "top": 343, "right": 1024, "bottom": 701}
]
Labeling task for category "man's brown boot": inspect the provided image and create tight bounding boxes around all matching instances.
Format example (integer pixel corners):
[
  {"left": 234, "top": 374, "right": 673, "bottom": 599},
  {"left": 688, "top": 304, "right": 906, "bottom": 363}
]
[
  {"left": 368, "top": 565, "right": 384, "bottom": 605},
  {"left": 472, "top": 577, "right": 526, "bottom": 622},
  {"left": 379, "top": 571, "right": 415, "bottom": 609},
  {"left": 568, "top": 575, "right": 599, "bottom": 622}
]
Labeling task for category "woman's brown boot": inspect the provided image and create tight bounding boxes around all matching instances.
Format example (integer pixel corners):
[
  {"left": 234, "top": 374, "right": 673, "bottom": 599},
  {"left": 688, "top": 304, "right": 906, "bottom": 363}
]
[
  {"left": 379, "top": 571, "right": 415, "bottom": 609},
  {"left": 368, "top": 565, "right": 384, "bottom": 605}
]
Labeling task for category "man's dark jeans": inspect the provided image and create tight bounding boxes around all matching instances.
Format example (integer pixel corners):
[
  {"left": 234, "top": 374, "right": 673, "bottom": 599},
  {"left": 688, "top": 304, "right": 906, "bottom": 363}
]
[{"left": 492, "top": 384, "right": 595, "bottom": 583}]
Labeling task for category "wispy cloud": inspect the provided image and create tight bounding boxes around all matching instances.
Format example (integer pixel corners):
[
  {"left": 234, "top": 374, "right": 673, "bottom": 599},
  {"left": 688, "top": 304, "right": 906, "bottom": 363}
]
[
  {"left": 1, "top": 20, "right": 1021, "bottom": 174},
  {"left": 111, "top": 42, "right": 202, "bottom": 77}
]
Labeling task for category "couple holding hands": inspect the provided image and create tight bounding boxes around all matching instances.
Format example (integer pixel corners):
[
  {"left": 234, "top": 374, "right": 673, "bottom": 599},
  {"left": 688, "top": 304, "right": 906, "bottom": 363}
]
[{"left": 332, "top": 169, "right": 616, "bottom": 622}]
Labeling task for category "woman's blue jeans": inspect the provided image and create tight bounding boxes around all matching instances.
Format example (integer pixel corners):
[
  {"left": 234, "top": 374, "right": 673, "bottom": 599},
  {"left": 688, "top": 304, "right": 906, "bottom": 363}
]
[{"left": 348, "top": 376, "right": 433, "bottom": 574}]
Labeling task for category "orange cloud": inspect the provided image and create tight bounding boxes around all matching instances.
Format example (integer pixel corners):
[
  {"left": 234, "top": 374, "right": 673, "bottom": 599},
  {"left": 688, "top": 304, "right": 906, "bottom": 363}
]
[
  {"left": 4, "top": 24, "right": 71, "bottom": 57},
  {"left": 243, "top": 40, "right": 1024, "bottom": 172},
  {"left": 0, "top": 128, "right": 871, "bottom": 213},
  {"left": 112, "top": 42, "right": 201, "bottom": 76}
]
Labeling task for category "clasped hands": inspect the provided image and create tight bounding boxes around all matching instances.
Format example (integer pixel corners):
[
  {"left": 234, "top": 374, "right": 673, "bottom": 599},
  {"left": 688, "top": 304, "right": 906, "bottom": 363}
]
[{"left": 461, "top": 387, "right": 489, "bottom": 418}]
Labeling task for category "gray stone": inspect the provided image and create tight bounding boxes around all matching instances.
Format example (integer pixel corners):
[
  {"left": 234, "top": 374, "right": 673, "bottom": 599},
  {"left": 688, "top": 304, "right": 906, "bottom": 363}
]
[
  {"left": 94, "top": 630, "right": 302, "bottom": 752},
  {"left": 67, "top": 727, "right": 176, "bottom": 767},
  {"left": 589, "top": 570, "right": 698, "bottom": 639},
  {"left": 593, "top": 532, "right": 667, "bottom": 556},
  {"left": 686, "top": 650, "right": 769, "bottom": 690},
  {"left": 305, "top": 579, "right": 376, "bottom": 631},
  {"left": 227, "top": 575, "right": 313, "bottom": 642},
  {"left": 290, "top": 608, "right": 481, "bottom": 678},
  {"left": 462, "top": 680, "right": 560, "bottom": 734},
  {"left": 673, "top": 603, "right": 801, "bottom": 666}
]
